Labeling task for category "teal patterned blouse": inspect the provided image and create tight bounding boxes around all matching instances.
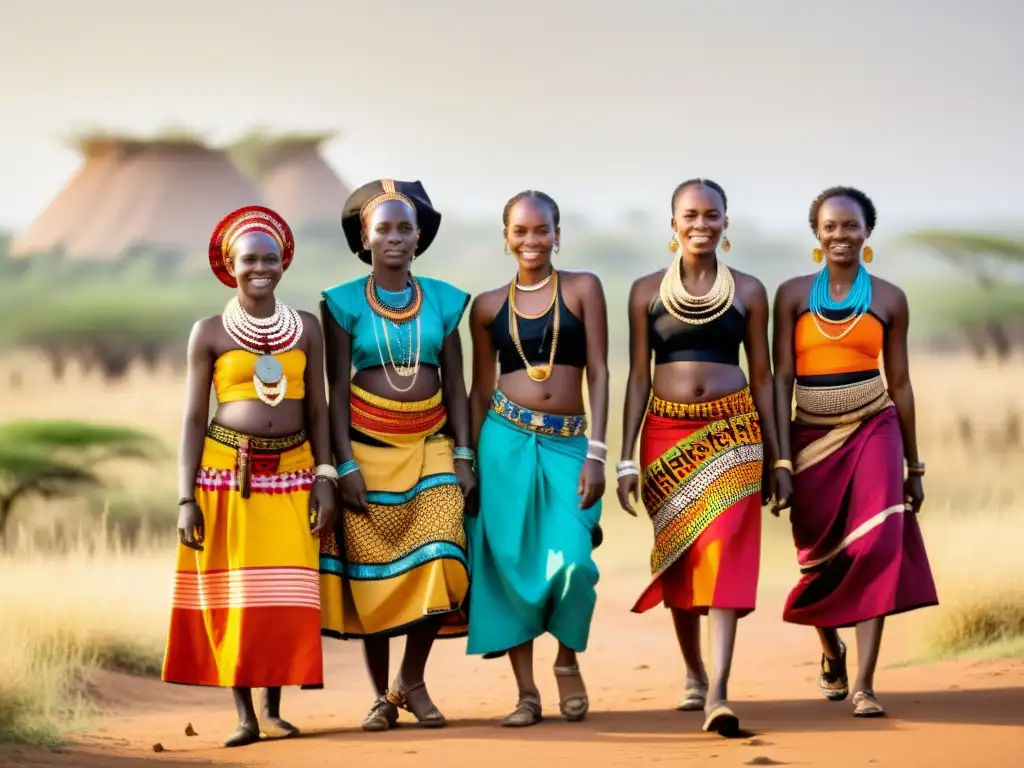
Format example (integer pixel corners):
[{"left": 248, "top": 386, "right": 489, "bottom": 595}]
[{"left": 321, "top": 275, "right": 470, "bottom": 371}]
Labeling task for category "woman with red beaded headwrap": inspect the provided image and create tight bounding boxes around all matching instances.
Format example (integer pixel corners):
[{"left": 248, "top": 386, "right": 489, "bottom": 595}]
[{"left": 161, "top": 205, "right": 337, "bottom": 748}]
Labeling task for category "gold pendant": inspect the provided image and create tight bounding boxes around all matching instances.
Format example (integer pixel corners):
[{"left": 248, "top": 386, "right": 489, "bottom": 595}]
[
  {"left": 393, "top": 364, "right": 417, "bottom": 377},
  {"left": 527, "top": 365, "right": 552, "bottom": 382}
]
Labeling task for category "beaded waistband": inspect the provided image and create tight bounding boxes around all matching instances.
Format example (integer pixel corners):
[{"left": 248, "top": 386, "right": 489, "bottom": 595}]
[
  {"left": 350, "top": 383, "right": 443, "bottom": 413},
  {"left": 490, "top": 390, "right": 588, "bottom": 437},
  {"left": 206, "top": 422, "right": 307, "bottom": 452},
  {"left": 648, "top": 387, "right": 755, "bottom": 421},
  {"left": 795, "top": 375, "right": 886, "bottom": 418}
]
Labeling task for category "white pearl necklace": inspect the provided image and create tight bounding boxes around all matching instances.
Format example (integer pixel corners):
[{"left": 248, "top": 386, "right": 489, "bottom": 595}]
[{"left": 515, "top": 272, "right": 553, "bottom": 292}]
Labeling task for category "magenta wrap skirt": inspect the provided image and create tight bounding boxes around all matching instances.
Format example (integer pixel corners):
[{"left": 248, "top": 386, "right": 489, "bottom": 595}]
[{"left": 783, "top": 404, "right": 938, "bottom": 628}]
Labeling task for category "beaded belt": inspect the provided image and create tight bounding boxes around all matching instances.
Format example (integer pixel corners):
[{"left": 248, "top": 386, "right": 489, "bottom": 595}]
[
  {"left": 795, "top": 375, "right": 886, "bottom": 418},
  {"left": 206, "top": 423, "right": 307, "bottom": 498},
  {"left": 207, "top": 422, "right": 307, "bottom": 452},
  {"left": 490, "top": 390, "right": 587, "bottom": 437},
  {"left": 648, "top": 387, "right": 755, "bottom": 421}
]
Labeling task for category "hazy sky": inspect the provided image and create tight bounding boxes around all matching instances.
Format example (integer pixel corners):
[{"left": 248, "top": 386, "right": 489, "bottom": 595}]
[{"left": 1, "top": 0, "right": 1021, "bottom": 235}]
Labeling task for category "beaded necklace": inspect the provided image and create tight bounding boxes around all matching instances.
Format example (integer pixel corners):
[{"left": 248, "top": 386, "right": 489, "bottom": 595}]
[
  {"left": 808, "top": 264, "right": 872, "bottom": 341},
  {"left": 659, "top": 253, "right": 735, "bottom": 325},
  {"left": 221, "top": 297, "right": 303, "bottom": 407},
  {"left": 367, "top": 275, "right": 422, "bottom": 392}
]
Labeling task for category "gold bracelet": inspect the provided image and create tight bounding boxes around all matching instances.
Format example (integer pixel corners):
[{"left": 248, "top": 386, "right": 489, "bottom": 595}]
[
  {"left": 773, "top": 459, "right": 794, "bottom": 473},
  {"left": 907, "top": 462, "right": 926, "bottom": 476}
]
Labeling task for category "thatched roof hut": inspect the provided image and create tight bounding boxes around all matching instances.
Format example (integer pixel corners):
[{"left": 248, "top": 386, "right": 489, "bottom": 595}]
[
  {"left": 229, "top": 131, "right": 350, "bottom": 230},
  {"left": 13, "top": 133, "right": 267, "bottom": 261}
]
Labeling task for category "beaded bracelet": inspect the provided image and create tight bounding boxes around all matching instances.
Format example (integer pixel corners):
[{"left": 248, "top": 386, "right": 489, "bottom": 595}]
[
  {"left": 453, "top": 446, "right": 475, "bottom": 462},
  {"left": 615, "top": 460, "right": 640, "bottom": 478},
  {"left": 337, "top": 460, "right": 360, "bottom": 478}
]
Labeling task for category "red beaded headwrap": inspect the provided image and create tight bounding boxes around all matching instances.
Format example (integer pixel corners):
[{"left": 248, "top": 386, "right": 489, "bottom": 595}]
[{"left": 208, "top": 205, "right": 295, "bottom": 288}]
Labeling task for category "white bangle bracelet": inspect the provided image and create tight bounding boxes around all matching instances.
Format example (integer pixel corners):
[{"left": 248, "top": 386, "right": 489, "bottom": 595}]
[
  {"left": 314, "top": 464, "right": 340, "bottom": 480},
  {"left": 586, "top": 452, "right": 607, "bottom": 464}
]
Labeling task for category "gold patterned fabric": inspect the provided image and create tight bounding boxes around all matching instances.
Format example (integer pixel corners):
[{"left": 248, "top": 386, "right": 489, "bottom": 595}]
[{"left": 318, "top": 385, "right": 467, "bottom": 639}]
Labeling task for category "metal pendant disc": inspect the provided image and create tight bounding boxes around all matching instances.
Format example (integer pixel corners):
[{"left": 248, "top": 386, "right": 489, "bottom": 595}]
[{"left": 254, "top": 354, "right": 283, "bottom": 385}]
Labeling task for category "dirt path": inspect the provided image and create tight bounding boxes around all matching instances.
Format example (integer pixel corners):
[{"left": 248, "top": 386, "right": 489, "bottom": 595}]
[{"left": 7, "top": 567, "right": 1024, "bottom": 768}]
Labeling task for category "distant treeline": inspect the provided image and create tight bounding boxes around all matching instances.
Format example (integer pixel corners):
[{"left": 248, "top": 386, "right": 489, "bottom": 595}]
[{"left": 0, "top": 220, "right": 1021, "bottom": 382}]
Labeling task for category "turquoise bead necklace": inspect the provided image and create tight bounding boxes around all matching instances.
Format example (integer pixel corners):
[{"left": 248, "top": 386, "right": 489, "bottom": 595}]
[
  {"left": 808, "top": 262, "right": 872, "bottom": 341},
  {"left": 375, "top": 281, "right": 413, "bottom": 310}
]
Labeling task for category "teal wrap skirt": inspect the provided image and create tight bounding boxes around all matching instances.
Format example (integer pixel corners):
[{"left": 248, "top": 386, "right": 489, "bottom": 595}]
[{"left": 466, "top": 391, "right": 602, "bottom": 655}]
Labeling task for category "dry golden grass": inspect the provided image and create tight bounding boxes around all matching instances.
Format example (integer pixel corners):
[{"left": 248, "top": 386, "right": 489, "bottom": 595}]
[
  {"left": 0, "top": 350, "right": 1022, "bottom": 746},
  {"left": 0, "top": 524, "right": 171, "bottom": 747}
]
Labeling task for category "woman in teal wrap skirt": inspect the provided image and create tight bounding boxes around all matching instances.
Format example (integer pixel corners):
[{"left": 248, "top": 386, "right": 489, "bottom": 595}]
[{"left": 466, "top": 190, "right": 610, "bottom": 727}]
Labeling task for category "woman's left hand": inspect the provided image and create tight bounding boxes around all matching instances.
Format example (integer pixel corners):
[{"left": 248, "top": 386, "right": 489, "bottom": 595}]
[
  {"left": 309, "top": 479, "right": 338, "bottom": 535},
  {"left": 578, "top": 459, "right": 606, "bottom": 510},
  {"left": 771, "top": 469, "right": 794, "bottom": 517},
  {"left": 455, "top": 459, "right": 478, "bottom": 517},
  {"left": 904, "top": 475, "right": 924, "bottom": 514}
]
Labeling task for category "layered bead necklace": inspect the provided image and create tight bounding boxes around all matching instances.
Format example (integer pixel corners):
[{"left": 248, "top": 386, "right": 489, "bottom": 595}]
[
  {"left": 221, "top": 297, "right": 303, "bottom": 406},
  {"left": 365, "top": 274, "right": 423, "bottom": 393},
  {"left": 659, "top": 252, "right": 735, "bottom": 325},
  {"left": 808, "top": 264, "right": 872, "bottom": 341},
  {"left": 509, "top": 270, "right": 560, "bottom": 382}
]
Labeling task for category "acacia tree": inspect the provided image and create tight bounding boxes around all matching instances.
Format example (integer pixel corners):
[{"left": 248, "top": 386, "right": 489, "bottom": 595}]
[
  {"left": 0, "top": 420, "right": 165, "bottom": 543},
  {"left": 901, "top": 231, "right": 1024, "bottom": 361}
]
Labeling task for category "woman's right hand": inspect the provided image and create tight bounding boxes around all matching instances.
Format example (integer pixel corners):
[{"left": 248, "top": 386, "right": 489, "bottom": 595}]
[
  {"left": 177, "top": 500, "right": 205, "bottom": 551},
  {"left": 617, "top": 474, "right": 639, "bottom": 517},
  {"left": 338, "top": 470, "right": 369, "bottom": 514}
]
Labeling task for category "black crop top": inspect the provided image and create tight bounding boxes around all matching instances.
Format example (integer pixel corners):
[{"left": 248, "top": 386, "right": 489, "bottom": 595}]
[
  {"left": 648, "top": 297, "right": 746, "bottom": 366},
  {"left": 490, "top": 283, "right": 588, "bottom": 374}
]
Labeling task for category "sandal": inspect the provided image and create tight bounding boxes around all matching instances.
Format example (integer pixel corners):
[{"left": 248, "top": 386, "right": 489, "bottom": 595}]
[
  {"left": 852, "top": 690, "right": 886, "bottom": 718},
  {"left": 362, "top": 695, "right": 399, "bottom": 732},
  {"left": 553, "top": 663, "right": 589, "bottom": 722},
  {"left": 676, "top": 680, "right": 708, "bottom": 711},
  {"left": 820, "top": 640, "right": 850, "bottom": 701},
  {"left": 223, "top": 724, "right": 260, "bottom": 748},
  {"left": 702, "top": 702, "right": 740, "bottom": 738},
  {"left": 386, "top": 679, "right": 447, "bottom": 728},
  {"left": 502, "top": 692, "right": 543, "bottom": 727}
]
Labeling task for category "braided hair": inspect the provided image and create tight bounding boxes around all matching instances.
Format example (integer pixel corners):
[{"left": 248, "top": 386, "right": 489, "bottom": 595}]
[
  {"left": 808, "top": 186, "right": 877, "bottom": 233},
  {"left": 671, "top": 178, "right": 728, "bottom": 213},
  {"left": 502, "top": 190, "right": 561, "bottom": 230}
]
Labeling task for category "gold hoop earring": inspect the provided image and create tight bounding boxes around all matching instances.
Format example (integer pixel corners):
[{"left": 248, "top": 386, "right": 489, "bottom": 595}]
[
  {"left": 813, "top": 248, "right": 823, "bottom": 264},
  {"left": 721, "top": 236, "right": 731, "bottom": 253},
  {"left": 863, "top": 245, "right": 873, "bottom": 263},
  {"left": 668, "top": 236, "right": 679, "bottom": 253}
]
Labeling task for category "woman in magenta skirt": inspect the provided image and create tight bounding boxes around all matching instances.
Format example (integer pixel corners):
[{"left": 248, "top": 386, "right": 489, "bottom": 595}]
[{"left": 772, "top": 186, "right": 938, "bottom": 718}]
